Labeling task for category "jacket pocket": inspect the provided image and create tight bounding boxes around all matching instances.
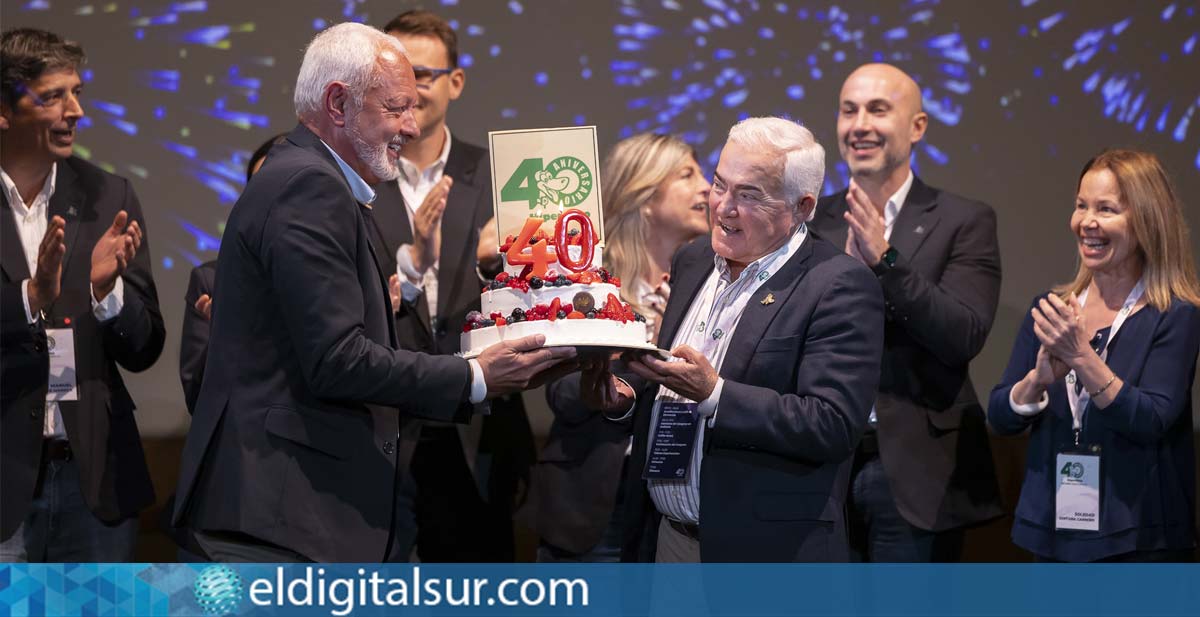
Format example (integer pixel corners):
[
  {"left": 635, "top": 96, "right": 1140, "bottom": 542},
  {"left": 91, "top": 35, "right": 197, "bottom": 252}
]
[{"left": 263, "top": 406, "right": 354, "bottom": 460}]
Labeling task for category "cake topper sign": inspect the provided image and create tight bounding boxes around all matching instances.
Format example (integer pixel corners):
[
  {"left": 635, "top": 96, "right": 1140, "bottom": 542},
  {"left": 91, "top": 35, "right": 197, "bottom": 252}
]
[{"left": 488, "top": 126, "right": 605, "bottom": 253}]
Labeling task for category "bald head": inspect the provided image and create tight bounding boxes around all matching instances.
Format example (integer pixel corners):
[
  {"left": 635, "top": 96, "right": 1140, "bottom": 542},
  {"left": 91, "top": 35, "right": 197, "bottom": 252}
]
[{"left": 836, "top": 63, "right": 928, "bottom": 185}]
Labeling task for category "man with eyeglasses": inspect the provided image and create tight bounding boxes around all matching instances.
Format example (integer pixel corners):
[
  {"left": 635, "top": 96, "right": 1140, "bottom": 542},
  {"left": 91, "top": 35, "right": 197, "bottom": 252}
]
[{"left": 375, "top": 10, "right": 534, "bottom": 562}]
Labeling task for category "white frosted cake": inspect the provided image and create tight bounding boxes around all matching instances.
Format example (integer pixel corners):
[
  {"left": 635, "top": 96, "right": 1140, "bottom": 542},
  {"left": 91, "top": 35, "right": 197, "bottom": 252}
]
[
  {"left": 462, "top": 207, "right": 658, "bottom": 357},
  {"left": 460, "top": 270, "right": 650, "bottom": 358}
]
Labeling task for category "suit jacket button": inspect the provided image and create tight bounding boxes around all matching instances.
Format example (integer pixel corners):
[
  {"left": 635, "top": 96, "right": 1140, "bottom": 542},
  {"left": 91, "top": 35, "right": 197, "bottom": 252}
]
[
  {"left": 29, "top": 405, "right": 40, "bottom": 418},
  {"left": 382, "top": 441, "right": 395, "bottom": 455}
]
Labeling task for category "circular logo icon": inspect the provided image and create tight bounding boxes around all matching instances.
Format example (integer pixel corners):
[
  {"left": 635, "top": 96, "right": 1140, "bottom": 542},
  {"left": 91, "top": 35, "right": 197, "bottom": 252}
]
[
  {"left": 1070, "top": 462, "right": 1085, "bottom": 479},
  {"left": 194, "top": 564, "right": 243, "bottom": 616},
  {"left": 47, "top": 335, "right": 56, "bottom": 351},
  {"left": 543, "top": 156, "right": 593, "bottom": 207}
]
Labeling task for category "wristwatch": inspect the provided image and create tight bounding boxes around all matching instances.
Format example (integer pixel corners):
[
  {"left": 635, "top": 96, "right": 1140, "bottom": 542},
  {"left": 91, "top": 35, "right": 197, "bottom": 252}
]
[{"left": 871, "top": 246, "right": 898, "bottom": 276}]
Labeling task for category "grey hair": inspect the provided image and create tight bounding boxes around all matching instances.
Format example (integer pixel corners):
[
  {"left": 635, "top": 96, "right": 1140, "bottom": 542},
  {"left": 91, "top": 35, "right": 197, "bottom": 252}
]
[
  {"left": 293, "top": 22, "right": 408, "bottom": 118},
  {"left": 726, "top": 117, "right": 825, "bottom": 220}
]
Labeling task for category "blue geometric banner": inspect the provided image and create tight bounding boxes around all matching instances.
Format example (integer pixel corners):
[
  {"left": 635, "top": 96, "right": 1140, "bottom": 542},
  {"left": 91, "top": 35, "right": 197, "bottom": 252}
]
[{"left": 1, "top": 563, "right": 1198, "bottom": 616}]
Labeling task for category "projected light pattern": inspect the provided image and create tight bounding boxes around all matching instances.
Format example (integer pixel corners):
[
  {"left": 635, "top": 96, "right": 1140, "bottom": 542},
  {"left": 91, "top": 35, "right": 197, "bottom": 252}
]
[
  {"left": 609, "top": 1, "right": 980, "bottom": 194},
  {"left": 11, "top": 1, "right": 1197, "bottom": 272},
  {"left": 1019, "top": 1, "right": 1200, "bottom": 170}
]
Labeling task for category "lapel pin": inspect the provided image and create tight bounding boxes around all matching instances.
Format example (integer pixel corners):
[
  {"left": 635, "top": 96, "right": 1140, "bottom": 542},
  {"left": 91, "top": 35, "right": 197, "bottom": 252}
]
[
  {"left": 67, "top": 206, "right": 78, "bottom": 217},
  {"left": 761, "top": 293, "right": 775, "bottom": 306},
  {"left": 914, "top": 225, "right": 925, "bottom": 234}
]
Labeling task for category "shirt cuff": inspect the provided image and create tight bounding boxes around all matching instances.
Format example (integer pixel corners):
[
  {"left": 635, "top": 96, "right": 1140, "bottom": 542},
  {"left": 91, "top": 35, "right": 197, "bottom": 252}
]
[
  {"left": 21, "top": 279, "right": 37, "bottom": 324},
  {"left": 699, "top": 377, "right": 724, "bottom": 427},
  {"left": 1009, "top": 387, "right": 1049, "bottom": 416},
  {"left": 91, "top": 277, "right": 125, "bottom": 322},
  {"left": 396, "top": 244, "right": 427, "bottom": 285},
  {"left": 601, "top": 377, "right": 638, "bottom": 422},
  {"left": 467, "top": 359, "right": 488, "bottom": 404}
]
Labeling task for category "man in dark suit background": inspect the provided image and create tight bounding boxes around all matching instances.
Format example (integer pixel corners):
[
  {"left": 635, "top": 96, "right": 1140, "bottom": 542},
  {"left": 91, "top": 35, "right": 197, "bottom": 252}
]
[
  {"left": 586, "top": 117, "right": 884, "bottom": 562},
  {"left": 179, "top": 133, "right": 284, "bottom": 415},
  {"left": 171, "top": 22, "right": 572, "bottom": 563},
  {"left": 374, "top": 10, "right": 534, "bottom": 562},
  {"left": 809, "top": 63, "right": 1004, "bottom": 562},
  {"left": 1, "top": 28, "right": 164, "bottom": 561}
]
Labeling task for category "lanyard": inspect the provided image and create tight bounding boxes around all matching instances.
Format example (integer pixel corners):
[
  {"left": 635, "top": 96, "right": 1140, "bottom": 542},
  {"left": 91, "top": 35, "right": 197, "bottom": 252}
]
[{"left": 1065, "top": 278, "right": 1145, "bottom": 434}]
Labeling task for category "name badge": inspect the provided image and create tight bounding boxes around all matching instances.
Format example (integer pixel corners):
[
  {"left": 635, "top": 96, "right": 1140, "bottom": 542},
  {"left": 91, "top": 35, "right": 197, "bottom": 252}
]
[
  {"left": 46, "top": 328, "right": 78, "bottom": 402},
  {"left": 643, "top": 402, "right": 699, "bottom": 480},
  {"left": 1055, "top": 450, "right": 1101, "bottom": 531}
]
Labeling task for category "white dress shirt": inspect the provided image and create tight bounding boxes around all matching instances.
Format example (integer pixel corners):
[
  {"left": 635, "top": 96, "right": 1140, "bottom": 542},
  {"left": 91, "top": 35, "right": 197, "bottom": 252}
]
[
  {"left": 2, "top": 164, "right": 125, "bottom": 440},
  {"left": 394, "top": 125, "right": 453, "bottom": 324},
  {"left": 647, "top": 224, "right": 809, "bottom": 525},
  {"left": 867, "top": 170, "right": 914, "bottom": 426}
]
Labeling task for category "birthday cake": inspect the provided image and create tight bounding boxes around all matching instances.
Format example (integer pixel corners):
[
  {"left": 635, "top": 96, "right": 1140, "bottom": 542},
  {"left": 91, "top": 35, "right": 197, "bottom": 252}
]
[{"left": 460, "top": 209, "right": 652, "bottom": 357}]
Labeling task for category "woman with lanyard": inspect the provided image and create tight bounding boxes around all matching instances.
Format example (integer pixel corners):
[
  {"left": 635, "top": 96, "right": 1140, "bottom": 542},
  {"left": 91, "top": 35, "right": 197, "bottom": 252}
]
[{"left": 989, "top": 149, "right": 1200, "bottom": 562}]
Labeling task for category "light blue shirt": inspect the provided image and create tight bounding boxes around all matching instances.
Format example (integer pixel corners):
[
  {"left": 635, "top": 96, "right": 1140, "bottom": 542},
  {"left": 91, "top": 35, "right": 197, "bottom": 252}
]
[{"left": 320, "top": 141, "right": 377, "bottom": 205}]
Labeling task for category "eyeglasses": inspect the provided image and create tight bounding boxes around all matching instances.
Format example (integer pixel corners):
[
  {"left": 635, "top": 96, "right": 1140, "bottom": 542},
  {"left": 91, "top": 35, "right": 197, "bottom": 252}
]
[{"left": 411, "top": 66, "right": 454, "bottom": 89}]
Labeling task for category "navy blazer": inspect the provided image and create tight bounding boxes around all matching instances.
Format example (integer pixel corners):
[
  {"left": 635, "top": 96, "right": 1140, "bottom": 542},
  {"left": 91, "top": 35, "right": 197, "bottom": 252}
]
[
  {"left": 989, "top": 294, "right": 1199, "bottom": 561},
  {"left": 622, "top": 234, "right": 884, "bottom": 562},
  {"left": 172, "top": 124, "right": 474, "bottom": 562},
  {"left": 1, "top": 157, "right": 164, "bottom": 539}
]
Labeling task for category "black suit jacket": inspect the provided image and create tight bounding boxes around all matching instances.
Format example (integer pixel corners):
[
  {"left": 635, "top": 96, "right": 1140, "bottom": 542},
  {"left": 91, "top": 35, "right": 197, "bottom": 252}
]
[
  {"left": 1, "top": 157, "right": 164, "bottom": 539},
  {"left": 810, "top": 175, "right": 1005, "bottom": 531},
  {"left": 179, "top": 260, "right": 215, "bottom": 415},
  {"left": 371, "top": 136, "right": 533, "bottom": 501},
  {"left": 622, "top": 234, "right": 885, "bottom": 562},
  {"left": 172, "top": 124, "right": 475, "bottom": 562}
]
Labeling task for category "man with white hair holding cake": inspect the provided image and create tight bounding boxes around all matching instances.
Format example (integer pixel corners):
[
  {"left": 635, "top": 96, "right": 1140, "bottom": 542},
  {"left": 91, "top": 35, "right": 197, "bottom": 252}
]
[
  {"left": 583, "top": 117, "right": 885, "bottom": 562},
  {"left": 172, "top": 22, "right": 573, "bottom": 563}
]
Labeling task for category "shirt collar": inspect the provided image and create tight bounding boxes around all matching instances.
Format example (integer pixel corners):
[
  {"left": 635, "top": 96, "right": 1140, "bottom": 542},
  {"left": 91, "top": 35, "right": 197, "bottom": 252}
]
[
  {"left": 0, "top": 162, "right": 57, "bottom": 214},
  {"left": 713, "top": 222, "right": 809, "bottom": 283},
  {"left": 883, "top": 169, "right": 915, "bottom": 230},
  {"left": 398, "top": 125, "right": 452, "bottom": 185},
  {"left": 319, "top": 140, "right": 377, "bottom": 205}
]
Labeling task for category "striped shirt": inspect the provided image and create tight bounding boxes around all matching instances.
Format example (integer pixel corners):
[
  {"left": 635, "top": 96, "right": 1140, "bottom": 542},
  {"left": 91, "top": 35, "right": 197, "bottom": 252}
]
[{"left": 647, "top": 224, "right": 808, "bottom": 525}]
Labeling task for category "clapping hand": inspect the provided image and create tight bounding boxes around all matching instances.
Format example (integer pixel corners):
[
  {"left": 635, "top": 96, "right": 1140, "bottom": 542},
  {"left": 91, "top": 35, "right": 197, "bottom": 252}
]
[
  {"left": 194, "top": 294, "right": 213, "bottom": 321},
  {"left": 409, "top": 176, "right": 452, "bottom": 273},
  {"left": 388, "top": 274, "right": 402, "bottom": 313},
  {"left": 843, "top": 180, "right": 889, "bottom": 266},
  {"left": 91, "top": 210, "right": 142, "bottom": 301},
  {"left": 1031, "top": 293, "right": 1092, "bottom": 368},
  {"left": 27, "top": 216, "right": 67, "bottom": 315}
]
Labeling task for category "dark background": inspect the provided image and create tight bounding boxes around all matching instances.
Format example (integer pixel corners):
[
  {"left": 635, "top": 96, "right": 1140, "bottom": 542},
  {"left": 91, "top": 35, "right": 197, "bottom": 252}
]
[{"left": 5, "top": 0, "right": 1198, "bottom": 560}]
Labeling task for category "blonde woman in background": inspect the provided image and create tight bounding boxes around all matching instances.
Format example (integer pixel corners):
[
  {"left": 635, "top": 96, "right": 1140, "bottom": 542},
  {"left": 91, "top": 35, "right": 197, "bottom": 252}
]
[{"left": 533, "top": 133, "right": 710, "bottom": 561}]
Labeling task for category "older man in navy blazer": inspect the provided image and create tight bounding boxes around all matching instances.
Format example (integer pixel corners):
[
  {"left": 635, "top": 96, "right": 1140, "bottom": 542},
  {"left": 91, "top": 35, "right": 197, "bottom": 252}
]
[
  {"left": 172, "top": 23, "right": 572, "bottom": 563},
  {"left": 584, "top": 117, "right": 884, "bottom": 562}
]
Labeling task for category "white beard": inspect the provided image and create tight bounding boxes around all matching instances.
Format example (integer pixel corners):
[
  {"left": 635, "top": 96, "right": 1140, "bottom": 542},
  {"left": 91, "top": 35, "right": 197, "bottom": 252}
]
[{"left": 346, "top": 110, "right": 401, "bottom": 182}]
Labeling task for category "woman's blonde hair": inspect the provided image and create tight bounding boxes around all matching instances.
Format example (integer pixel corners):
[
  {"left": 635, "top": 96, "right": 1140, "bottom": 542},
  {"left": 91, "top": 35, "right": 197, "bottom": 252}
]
[
  {"left": 601, "top": 133, "right": 698, "bottom": 316},
  {"left": 1056, "top": 148, "right": 1200, "bottom": 309}
]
